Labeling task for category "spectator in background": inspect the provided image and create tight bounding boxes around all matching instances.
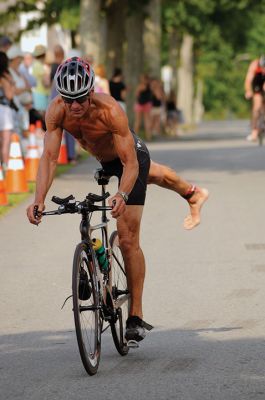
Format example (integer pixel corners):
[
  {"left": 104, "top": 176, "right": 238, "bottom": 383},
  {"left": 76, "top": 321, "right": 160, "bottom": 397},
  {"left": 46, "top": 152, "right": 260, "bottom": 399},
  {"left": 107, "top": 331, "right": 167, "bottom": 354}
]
[
  {"left": 94, "top": 64, "right": 110, "bottom": 94},
  {"left": 19, "top": 52, "right": 36, "bottom": 88},
  {"left": 32, "top": 44, "right": 51, "bottom": 117},
  {"left": 7, "top": 45, "right": 32, "bottom": 136},
  {"left": 134, "top": 74, "right": 152, "bottom": 141},
  {"left": 165, "top": 89, "right": 180, "bottom": 137},
  {"left": 19, "top": 91, "right": 33, "bottom": 137},
  {"left": 19, "top": 91, "right": 45, "bottom": 130},
  {"left": 0, "top": 36, "right": 12, "bottom": 53},
  {"left": 49, "top": 45, "right": 77, "bottom": 164},
  {"left": 109, "top": 67, "right": 127, "bottom": 112},
  {"left": 150, "top": 78, "right": 165, "bottom": 138},
  {"left": 50, "top": 44, "right": 65, "bottom": 99},
  {"left": 0, "top": 51, "right": 16, "bottom": 169}
]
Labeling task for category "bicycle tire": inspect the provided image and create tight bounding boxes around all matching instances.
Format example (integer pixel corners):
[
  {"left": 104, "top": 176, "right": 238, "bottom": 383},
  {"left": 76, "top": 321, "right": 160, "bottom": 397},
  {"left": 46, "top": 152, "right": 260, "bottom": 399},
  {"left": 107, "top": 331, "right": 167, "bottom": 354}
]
[
  {"left": 72, "top": 242, "right": 101, "bottom": 375},
  {"left": 109, "top": 231, "right": 130, "bottom": 356}
]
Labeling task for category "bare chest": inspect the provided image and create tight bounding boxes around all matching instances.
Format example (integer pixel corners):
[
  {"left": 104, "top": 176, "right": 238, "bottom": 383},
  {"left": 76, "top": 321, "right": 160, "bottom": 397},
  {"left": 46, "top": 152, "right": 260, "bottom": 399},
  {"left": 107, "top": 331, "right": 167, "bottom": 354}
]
[{"left": 62, "top": 119, "right": 115, "bottom": 160}]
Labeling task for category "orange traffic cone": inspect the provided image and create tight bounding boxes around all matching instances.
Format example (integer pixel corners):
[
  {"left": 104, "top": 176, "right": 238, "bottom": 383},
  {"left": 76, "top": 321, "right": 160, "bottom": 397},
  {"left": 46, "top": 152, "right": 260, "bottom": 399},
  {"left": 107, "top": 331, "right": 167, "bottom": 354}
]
[
  {"left": 35, "top": 120, "right": 45, "bottom": 157},
  {"left": 57, "top": 132, "right": 68, "bottom": 165},
  {"left": 5, "top": 133, "right": 29, "bottom": 193},
  {"left": 0, "top": 165, "right": 8, "bottom": 205},
  {"left": 25, "top": 124, "right": 40, "bottom": 181}
]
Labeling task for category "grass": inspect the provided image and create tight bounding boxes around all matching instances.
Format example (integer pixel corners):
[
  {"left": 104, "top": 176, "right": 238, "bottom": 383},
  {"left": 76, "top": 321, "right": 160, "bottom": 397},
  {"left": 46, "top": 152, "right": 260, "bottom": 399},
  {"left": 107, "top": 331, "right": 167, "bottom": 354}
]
[
  {"left": 0, "top": 183, "right": 35, "bottom": 217},
  {"left": 0, "top": 152, "right": 89, "bottom": 218}
]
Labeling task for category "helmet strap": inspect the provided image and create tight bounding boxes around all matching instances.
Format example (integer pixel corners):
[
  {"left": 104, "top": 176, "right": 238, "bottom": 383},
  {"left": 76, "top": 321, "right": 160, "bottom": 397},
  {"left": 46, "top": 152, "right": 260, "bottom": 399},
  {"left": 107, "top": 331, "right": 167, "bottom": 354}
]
[{"left": 88, "top": 92, "right": 93, "bottom": 106}]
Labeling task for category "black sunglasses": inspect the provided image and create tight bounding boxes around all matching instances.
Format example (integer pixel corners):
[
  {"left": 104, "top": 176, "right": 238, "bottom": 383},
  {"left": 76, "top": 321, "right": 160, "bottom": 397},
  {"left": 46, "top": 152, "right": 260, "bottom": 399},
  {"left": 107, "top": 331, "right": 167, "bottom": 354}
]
[{"left": 62, "top": 95, "right": 88, "bottom": 104}]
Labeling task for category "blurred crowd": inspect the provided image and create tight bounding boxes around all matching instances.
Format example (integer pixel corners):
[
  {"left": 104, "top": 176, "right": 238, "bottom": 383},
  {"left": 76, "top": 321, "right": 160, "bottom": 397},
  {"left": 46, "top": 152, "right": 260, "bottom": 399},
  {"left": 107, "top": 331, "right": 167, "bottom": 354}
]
[
  {"left": 0, "top": 35, "right": 182, "bottom": 170},
  {"left": 92, "top": 63, "right": 182, "bottom": 141}
]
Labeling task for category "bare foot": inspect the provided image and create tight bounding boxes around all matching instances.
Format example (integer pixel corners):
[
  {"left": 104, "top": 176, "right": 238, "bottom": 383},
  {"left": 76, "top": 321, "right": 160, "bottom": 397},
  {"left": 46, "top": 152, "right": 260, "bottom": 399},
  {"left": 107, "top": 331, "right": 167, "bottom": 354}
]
[{"left": 183, "top": 188, "right": 209, "bottom": 230}]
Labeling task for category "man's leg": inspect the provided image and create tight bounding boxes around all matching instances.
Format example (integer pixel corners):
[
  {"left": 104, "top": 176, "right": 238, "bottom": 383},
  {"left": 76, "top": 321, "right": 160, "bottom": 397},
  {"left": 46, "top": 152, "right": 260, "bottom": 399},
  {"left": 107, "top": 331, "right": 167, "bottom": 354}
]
[
  {"left": 249, "top": 93, "right": 263, "bottom": 141},
  {"left": 117, "top": 205, "right": 145, "bottom": 319},
  {"left": 148, "top": 161, "right": 209, "bottom": 230}
]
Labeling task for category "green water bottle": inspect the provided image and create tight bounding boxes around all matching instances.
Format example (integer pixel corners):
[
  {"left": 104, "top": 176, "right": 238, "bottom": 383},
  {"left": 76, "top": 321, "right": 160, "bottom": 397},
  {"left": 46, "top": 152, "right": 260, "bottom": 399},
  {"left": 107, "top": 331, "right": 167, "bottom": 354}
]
[{"left": 92, "top": 238, "right": 109, "bottom": 272}]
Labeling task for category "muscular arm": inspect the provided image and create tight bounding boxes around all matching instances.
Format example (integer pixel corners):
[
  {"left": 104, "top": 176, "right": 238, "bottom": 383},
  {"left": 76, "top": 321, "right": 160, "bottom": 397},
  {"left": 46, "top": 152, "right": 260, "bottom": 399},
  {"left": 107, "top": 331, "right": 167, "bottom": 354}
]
[
  {"left": 108, "top": 104, "right": 139, "bottom": 195},
  {"left": 35, "top": 101, "right": 64, "bottom": 203},
  {"left": 34, "top": 127, "right": 62, "bottom": 203},
  {"left": 27, "top": 100, "right": 63, "bottom": 224}
]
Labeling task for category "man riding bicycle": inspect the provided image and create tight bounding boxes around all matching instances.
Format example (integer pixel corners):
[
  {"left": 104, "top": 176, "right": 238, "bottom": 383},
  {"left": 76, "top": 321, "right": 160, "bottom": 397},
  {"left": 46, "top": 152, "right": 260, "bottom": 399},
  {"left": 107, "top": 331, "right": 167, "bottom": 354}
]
[
  {"left": 244, "top": 55, "right": 265, "bottom": 141},
  {"left": 27, "top": 57, "right": 208, "bottom": 343}
]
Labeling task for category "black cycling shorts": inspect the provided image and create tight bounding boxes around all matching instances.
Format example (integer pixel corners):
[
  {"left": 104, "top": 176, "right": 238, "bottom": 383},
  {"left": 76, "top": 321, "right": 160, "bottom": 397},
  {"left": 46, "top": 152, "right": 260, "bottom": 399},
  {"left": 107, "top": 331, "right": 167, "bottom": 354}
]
[
  {"left": 100, "top": 132, "right": 150, "bottom": 205},
  {"left": 252, "top": 73, "right": 265, "bottom": 93}
]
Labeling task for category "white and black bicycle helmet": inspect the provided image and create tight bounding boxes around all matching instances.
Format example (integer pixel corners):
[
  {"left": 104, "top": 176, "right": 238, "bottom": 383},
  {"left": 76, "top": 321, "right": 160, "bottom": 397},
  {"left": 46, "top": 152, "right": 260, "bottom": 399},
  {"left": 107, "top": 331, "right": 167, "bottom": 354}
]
[{"left": 55, "top": 57, "right": 95, "bottom": 99}]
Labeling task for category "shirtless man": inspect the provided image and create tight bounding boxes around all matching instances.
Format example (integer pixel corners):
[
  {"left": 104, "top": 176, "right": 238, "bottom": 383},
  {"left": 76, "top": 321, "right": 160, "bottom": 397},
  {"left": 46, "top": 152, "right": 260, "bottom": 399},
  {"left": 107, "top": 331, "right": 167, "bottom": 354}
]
[
  {"left": 244, "top": 55, "right": 265, "bottom": 141},
  {"left": 27, "top": 58, "right": 208, "bottom": 342}
]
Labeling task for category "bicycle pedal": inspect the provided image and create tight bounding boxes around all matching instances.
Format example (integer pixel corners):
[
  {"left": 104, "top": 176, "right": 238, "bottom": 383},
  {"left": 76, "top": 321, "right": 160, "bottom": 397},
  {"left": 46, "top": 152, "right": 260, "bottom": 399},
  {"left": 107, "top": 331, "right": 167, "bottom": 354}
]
[{"left": 127, "top": 340, "right": 139, "bottom": 349}]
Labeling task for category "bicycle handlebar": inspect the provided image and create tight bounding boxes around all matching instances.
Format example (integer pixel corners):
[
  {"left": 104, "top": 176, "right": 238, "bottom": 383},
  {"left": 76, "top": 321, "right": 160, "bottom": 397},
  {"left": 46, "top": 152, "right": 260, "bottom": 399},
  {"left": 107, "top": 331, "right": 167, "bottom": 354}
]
[{"left": 33, "top": 191, "right": 113, "bottom": 218}]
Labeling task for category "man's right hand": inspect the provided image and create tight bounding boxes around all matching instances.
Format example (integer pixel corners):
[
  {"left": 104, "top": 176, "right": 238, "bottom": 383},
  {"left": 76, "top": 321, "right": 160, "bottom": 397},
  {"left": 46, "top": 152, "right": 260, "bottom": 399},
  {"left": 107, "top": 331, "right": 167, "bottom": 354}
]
[
  {"left": 27, "top": 202, "right": 45, "bottom": 225},
  {"left": 245, "top": 90, "right": 253, "bottom": 100}
]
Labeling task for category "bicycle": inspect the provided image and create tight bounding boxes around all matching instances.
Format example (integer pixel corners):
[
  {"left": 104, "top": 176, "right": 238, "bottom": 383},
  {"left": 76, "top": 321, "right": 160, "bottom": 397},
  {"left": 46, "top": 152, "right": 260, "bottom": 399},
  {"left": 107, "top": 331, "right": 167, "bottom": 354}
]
[{"left": 34, "top": 168, "right": 130, "bottom": 375}]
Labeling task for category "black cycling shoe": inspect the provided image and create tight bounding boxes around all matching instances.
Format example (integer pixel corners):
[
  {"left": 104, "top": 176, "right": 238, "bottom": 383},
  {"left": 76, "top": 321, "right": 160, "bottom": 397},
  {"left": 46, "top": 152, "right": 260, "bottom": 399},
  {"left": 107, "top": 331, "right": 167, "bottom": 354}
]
[
  {"left": 125, "top": 316, "right": 153, "bottom": 342},
  {"left": 78, "top": 268, "right": 91, "bottom": 300}
]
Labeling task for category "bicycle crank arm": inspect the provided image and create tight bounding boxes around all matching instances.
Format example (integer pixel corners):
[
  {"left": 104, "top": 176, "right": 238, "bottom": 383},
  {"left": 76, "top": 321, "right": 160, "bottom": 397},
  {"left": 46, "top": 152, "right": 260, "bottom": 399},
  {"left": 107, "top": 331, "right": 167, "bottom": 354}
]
[{"left": 114, "top": 294, "right": 130, "bottom": 309}]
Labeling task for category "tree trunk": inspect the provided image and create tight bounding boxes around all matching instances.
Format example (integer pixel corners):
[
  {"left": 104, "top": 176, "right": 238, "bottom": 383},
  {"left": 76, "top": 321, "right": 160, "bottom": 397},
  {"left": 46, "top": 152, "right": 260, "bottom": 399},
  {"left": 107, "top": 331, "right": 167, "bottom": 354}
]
[
  {"left": 99, "top": 14, "right": 107, "bottom": 65},
  {"left": 168, "top": 27, "right": 179, "bottom": 92},
  {"left": 124, "top": 9, "right": 145, "bottom": 125},
  {"left": 177, "top": 34, "right": 194, "bottom": 125},
  {"left": 193, "top": 79, "right": 204, "bottom": 123},
  {"left": 143, "top": 0, "right": 161, "bottom": 78},
  {"left": 106, "top": 0, "right": 126, "bottom": 78},
  {"left": 79, "top": 0, "right": 102, "bottom": 65}
]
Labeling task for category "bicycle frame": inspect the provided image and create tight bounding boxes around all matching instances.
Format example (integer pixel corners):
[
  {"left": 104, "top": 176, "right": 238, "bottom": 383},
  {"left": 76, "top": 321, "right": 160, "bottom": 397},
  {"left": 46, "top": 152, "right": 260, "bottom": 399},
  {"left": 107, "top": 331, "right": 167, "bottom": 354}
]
[
  {"left": 38, "top": 171, "right": 131, "bottom": 374},
  {"left": 40, "top": 169, "right": 129, "bottom": 318},
  {"left": 79, "top": 179, "right": 128, "bottom": 320}
]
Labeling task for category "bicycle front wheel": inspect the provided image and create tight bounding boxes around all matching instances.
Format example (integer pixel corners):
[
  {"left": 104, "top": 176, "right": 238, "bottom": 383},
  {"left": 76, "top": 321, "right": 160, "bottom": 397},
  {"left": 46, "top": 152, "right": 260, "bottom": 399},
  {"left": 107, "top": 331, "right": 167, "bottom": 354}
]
[
  {"left": 72, "top": 242, "right": 101, "bottom": 375},
  {"left": 109, "top": 231, "right": 130, "bottom": 356}
]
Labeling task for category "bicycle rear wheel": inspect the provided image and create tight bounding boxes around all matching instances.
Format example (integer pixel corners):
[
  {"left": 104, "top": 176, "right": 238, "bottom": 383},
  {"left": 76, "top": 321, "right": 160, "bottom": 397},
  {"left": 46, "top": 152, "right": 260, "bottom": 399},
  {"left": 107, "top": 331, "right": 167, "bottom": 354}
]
[
  {"left": 72, "top": 242, "right": 101, "bottom": 375},
  {"left": 109, "top": 231, "right": 130, "bottom": 356}
]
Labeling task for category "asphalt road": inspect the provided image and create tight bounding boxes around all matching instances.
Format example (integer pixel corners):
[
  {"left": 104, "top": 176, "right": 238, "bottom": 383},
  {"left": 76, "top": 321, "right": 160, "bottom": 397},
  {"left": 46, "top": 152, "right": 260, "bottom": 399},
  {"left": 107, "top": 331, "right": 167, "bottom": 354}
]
[{"left": 1, "top": 120, "right": 265, "bottom": 400}]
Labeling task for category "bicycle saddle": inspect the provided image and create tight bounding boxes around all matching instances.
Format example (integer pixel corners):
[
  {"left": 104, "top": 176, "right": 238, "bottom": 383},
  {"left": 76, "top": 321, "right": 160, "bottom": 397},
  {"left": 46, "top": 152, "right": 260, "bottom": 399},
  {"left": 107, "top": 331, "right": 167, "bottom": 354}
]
[{"left": 94, "top": 168, "right": 112, "bottom": 185}]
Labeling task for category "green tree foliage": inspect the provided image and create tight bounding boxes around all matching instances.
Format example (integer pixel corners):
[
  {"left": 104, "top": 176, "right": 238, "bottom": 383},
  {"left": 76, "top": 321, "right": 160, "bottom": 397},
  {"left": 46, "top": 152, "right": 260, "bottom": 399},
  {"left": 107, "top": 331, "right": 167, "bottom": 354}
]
[
  {"left": 0, "top": 0, "right": 80, "bottom": 35},
  {"left": 1, "top": 0, "right": 265, "bottom": 118},
  {"left": 162, "top": 0, "right": 265, "bottom": 118}
]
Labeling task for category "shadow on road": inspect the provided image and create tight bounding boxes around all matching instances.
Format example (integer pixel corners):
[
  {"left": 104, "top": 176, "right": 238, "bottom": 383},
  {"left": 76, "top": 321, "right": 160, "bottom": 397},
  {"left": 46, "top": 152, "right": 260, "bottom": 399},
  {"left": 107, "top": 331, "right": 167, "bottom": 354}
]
[{"left": 1, "top": 326, "right": 265, "bottom": 399}]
